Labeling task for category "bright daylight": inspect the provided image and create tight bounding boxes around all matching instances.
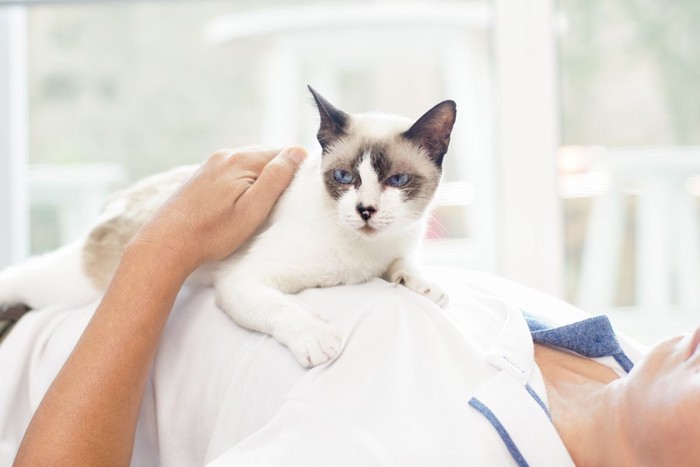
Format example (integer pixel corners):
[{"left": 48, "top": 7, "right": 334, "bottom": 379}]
[{"left": 0, "top": 1, "right": 699, "bottom": 466}]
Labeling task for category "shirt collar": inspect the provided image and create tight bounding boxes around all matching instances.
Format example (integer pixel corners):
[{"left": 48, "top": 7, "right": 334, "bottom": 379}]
[
  {"left": 484, "top": 304, "right": 535, "bottom": 384},
  {"left": 472, "top": 305, "right": 576, "bottom": 466}
]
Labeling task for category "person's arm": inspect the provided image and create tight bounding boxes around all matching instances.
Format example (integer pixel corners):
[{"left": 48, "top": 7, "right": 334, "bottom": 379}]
[{"left": 13, "top": 146, "right": 307, "bottom": 466}]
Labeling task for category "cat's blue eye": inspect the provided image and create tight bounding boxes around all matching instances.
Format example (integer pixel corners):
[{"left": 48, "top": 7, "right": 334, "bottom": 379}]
[
  {"left": 333, "top": 169, "right": 354, "bottom": 184},
  {"left": 386, "top": 173, "right": 410, "bottom": 187}
]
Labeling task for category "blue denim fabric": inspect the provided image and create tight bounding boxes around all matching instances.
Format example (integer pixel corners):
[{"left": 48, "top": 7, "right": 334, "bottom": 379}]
[
  {"left": 469, "top": 313, "right": 635, "bottom": 466},
  {"left": 525, "top": 314, "right": 634, "bottom": 373},
  {"left": 468, "top": 398, "right": 529, "bottom": 467},
  {"left": 525, "top": 384, "right": 550, "bottom": 419}
]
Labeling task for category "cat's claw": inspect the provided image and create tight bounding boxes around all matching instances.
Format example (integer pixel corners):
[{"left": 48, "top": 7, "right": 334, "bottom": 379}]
[
  {"left": 285, "top": 321, "right": 343, "bottom": 367},
  {"left": 390, "top": 271, "right": 449, "bottom": 307}
]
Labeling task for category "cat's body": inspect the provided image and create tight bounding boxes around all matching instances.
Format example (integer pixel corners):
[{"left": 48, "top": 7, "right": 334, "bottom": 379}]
[{"left": 0, "top": 88, "right": 456, "bottom": 366}]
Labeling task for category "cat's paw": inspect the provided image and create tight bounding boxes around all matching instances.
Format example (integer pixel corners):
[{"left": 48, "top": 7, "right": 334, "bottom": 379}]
[
  {"left": 390, "top": 270, "right": 449, "bottom": 307},
  {"left": 283, "top": 320, "right": 343, "bottom": 368}
]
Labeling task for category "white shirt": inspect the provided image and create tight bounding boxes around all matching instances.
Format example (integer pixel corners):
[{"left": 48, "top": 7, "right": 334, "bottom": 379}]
[{"left": 0, "top": 268, "right": 646, "bottom": 466}]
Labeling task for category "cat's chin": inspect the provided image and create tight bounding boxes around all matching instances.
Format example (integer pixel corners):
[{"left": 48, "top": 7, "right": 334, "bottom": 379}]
[{"left": 358, "top": 225, "right": 378, "bottom": 235}]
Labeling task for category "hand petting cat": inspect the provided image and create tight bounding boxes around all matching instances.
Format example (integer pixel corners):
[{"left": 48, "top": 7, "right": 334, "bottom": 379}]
[
  {"left": 0, "top": 88, "right": 456, "bottom": 368},
  {"left": 13, "top": 146, "right": 307, "bottom": 467},
  {"left": 131, "top": 146, "right": 308, "bottom": 277}
]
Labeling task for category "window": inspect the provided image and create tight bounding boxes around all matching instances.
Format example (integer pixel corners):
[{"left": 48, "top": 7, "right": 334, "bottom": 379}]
[
  {"left": 9, "top": 0, "right": 501, "bottom": 275},
  {"left": 2, "top": 0, "right": 577, "bottom": 339},
  {"left": 558, "top": 0, "right": 700, "bottom": 341}
]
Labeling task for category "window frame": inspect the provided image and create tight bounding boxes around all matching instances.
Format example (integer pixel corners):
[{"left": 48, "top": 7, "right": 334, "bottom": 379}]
[
  {"left": 492, "top": 0, "right": 563, "bottom": 297},
  {"left": 0, "top": 7, "right": 28, "bottom": 269},
  {"left": 0, "top": 0, "right": 565, "bottom": 299}
]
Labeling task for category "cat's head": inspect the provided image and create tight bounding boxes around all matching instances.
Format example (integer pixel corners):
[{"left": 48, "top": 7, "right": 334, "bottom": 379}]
[{"left": 308, "top": 85, "right": 456, "bottom": 237}]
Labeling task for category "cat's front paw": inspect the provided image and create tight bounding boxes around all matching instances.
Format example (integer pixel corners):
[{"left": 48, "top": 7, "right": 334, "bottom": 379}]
[
  {"left": 390, "top": 270, "right": 449, "bottom": 307},
  {"left": 283, "top": 320, "right": 343, "bottom": 368}
]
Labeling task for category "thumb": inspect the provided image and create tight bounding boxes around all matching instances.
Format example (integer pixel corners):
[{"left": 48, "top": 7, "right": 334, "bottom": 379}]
[{"left": 245, "top": 146, "right": 308, "bottom": 214}]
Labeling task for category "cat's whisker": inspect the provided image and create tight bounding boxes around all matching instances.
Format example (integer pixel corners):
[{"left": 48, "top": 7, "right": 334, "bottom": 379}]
[{"left": 426, "top": 215, "right": 450, "bottom": 238}]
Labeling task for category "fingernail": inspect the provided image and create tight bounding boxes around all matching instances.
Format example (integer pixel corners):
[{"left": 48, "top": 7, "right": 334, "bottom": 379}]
[{"left": 280, "top": 146, "right": 307, "bottom": 165}]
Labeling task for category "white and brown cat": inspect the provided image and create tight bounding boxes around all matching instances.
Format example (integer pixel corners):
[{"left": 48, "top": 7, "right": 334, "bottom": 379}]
[{"left": 0, "top": 87, "right": 457, "bottom": 367}]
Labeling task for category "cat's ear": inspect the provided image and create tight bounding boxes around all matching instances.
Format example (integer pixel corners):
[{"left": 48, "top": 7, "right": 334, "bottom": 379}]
[
  {"left": 308, "top": 85, "right": 350, "bottom": 153},
  {"left": 402, "top": 100, "right": 457, "bottom": 168}
]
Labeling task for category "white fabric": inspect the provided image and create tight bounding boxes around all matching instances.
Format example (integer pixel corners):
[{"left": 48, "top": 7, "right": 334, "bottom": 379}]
[
  {"left": 0, "top": 268, "right": 646, "bottom": 466},
  {"left": 472, "top": 371, "right": 574, "bottom": 466}
]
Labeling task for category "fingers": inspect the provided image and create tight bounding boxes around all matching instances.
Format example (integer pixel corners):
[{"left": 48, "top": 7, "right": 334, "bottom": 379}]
[
  {"left": 237, "top": 147, "right": 284, "bottom": 172},
  {"left": 206, "top": 147, "right": 281, "bottom": 173},
  {"left": 244, "top": 146, "right": 308, "bottom": 214}
]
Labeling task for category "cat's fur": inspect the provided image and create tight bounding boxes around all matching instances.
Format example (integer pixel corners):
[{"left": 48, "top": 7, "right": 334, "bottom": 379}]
[{"left": 0, "top": 87, "right": 456, "bottom": 367}]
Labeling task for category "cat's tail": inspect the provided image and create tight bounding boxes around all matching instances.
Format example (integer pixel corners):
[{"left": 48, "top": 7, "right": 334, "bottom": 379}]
[{"left": 0, "top": 239, "right": 102, "bottom": 309}]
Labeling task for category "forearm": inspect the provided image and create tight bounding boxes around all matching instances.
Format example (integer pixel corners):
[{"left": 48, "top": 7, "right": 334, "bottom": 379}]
[
  {"left": 13, "top": 146, "right": 305, "bottom": 466},
  {"left": 14, "top": 242, "right": 192, "bottom": 466}
]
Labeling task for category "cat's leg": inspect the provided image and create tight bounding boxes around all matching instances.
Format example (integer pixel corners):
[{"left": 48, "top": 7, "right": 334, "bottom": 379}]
[
  {"left": 215, "top": 276, "right": 343, "bottom": 367},
  {"left": 0, "top": 239, "right": 102, "bottom": 309},
  {"left": 384, "top": 257, "right": 449, "bottom": 307}
]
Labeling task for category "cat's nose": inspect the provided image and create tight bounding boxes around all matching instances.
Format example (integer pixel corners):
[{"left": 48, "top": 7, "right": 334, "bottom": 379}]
[{"left": 356, "top": 203, "right": 377, "bottom": 221}]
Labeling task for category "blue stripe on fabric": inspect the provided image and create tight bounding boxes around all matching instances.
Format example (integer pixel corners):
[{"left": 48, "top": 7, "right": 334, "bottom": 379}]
[
  {"left": 613, "top": 352, "right": 634, "bottom": 373},
  {"left": 469, "top": 397, "right": 529, "bottom": 467},
  {"left": 525, "top": 384, "right": 551, "bottom": 420}
]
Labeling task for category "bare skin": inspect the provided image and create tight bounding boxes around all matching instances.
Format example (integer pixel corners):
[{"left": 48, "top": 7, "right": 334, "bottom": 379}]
[
  {"left": 13, "top": 146, "right": 308, "bottom": 467},
  {"left": 536, "top": 326, "right": 700, "bottom": 467},
  {"left": 534, "top": 343, "right": 623, "bottom": 466}
]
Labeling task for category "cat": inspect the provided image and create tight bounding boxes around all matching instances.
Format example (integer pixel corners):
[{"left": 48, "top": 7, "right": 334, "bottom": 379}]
[{"left": 0, "top": 86, "right": 457, "bottom": 367}]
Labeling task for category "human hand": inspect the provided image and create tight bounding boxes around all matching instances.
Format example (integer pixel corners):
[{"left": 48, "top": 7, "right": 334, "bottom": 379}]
[{"left": 131, "top": 146, "right": 308, "bottom": 276}]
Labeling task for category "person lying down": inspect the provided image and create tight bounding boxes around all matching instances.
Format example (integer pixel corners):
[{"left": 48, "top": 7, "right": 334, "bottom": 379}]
[
  {"left": 1, "top": 146, "right": 698, "bottom": 466},
  {"left": 3, "top": 264, "right": 699, "bottom": 466}
]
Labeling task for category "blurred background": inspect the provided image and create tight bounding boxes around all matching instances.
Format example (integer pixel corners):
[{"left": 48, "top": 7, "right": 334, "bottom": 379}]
[{"left": 0, "top": 0, "right": 698, "bottom": 344}]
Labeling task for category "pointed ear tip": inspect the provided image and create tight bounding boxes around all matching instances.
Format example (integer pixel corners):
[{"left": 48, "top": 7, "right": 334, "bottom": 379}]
[
  {"left": 440, "top": 100, "right": 457, "bottom": 122},
  {"left": 442, "top": 100, "right": 457, "bottom": 111},
  {"left": 425, "top": 100, "right": 456, "bottom": 121}
]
